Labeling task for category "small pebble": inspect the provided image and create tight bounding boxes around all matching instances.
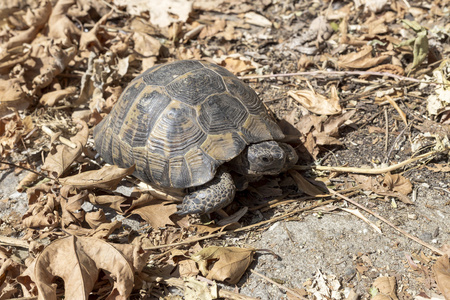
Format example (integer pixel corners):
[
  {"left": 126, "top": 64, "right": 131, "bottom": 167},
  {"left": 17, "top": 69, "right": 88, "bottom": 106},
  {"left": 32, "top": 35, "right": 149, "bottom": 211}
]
[{"left": 408, "top": 213, "right": 418, "bottom": 220}]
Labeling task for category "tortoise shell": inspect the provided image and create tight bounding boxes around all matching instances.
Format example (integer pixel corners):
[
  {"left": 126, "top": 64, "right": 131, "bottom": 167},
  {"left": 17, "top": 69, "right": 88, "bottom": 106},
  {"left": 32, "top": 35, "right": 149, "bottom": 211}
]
[{"left": 93, "top": 60, "right": 284, "bottom": 189}]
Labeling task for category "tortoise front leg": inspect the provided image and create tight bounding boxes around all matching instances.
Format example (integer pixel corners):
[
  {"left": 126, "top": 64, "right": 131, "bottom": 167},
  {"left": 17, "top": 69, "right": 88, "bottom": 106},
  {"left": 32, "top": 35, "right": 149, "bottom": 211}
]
[{"left": 176, "top": 170, "right": 236, "bottom": 215}]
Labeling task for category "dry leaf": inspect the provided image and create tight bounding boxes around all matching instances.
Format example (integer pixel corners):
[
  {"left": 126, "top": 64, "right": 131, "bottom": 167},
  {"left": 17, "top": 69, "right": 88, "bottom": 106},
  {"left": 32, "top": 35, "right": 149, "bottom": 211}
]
[
  {"left": 178, "top": 260, "right": 199, "bottom": 278},
  {"left": 360, "top": 64, "right": 405, "bottom": 79},
  {"left": 88, "top": 221, "right": 122, "bottom": 239},
  {"left": 382, "top": 173, "right": 413, "bottom": 195},
  {"left": 440, "top": 245, "right": 450, "bottom": 257},
  {"left": 132, "top": 32, "right": 161, "bottom": 70},
  {"left": 426, "top": 60, "right": 450, "bottom": 116},
  {"left": 433, "top": 255, "right": 450, "bottom": 299},
  {"left": 193, "top": 0, "right": 226, "bottom": 11},
  {"left": 84, "top": 210, "right": 107, "bottom": 229},
  {"left": 351, "top": 174, "right": 413, "bottom": 204},
  {"left": 377, "top": 191, "right": 413, "bottom": 205},
  {"left": 16, "top": 171, "right": 40, "bottom": 192},
  {"left": 0, "top": 1, "right": 51, "bottom": 52},
  {"left": 26, "top": 183, "right": 53, "bottom": 204},
  {"left": 29, "top": 236, "right": 141, "bottom": 299},
  {"left": 127, "top": 193, "right": 177, "bottom": 228},
  {"left": 39, "top": 87, "right": 77, "bottom": 107},
  {"left": 198, "top": 19, "right": 226, "bottom": 39},
  {"left": 80, "top": 10, "right": 113, "bottom": 51},
  {"left": 244, "top": 12, "right": 271, "bottom": 27},
  {"left": 41, "top": 121, "right": 89, "bottom": 178},
  {"left": 0, "top": 78, "right": 30, "bottom": 118},
  {"left": 192, "top": 246, "right": 255, "bottom": 284},
  {"left": 110, "top": 33, "right": 132, "bottom": 57},
  {"left": 426, "top": 164, "right": 450, "bottom": 172},
  {"left": 41, "top": 143, "right": 83, "bottom": 178},
  {"left": 28, "top": 43, "right": 77, "bottom": 91},
  {"left": 338, "top": 45, "right": 389, "bottom": 69},
  {"left": 288, "top": 88, "right": 342, "bottom": 115},
  {"left": 191, "top": 224, "right": 232, "bottom": 235},
  {"left": 372, "top": 276, "right": 398, "bottom": 300},
  {"left": 88, "top": 194, "right": 130, "bottom": 213},
  {"left": 113, "top": 0, "right": 193, "bottom": 28},
  {"left": 0, "top": 50, "right": 29, "bottom": 74},
  {"left": 60, "top": 185, "right": 89, "bottom": 229},
  {"left": 58, "top": 164, "right": 136, "bottom": 190},
  {"left": 47, "top": 0, "right": 81, "bottom": 46},
  {"left": 0, "top": 114, "right": 34, "bottom": 158},
  {"left": 217, "top": 55, "right": 257, "bottom": 74},
  {"left": 0, "top": 253, "right": 24, "bottom": 298},
  {"left": 314, "top": 132, "right": 343, "bottom": 146},
  {"left": 322, "top": 110, "right": 356, "bottom": 137},
  {"left": 22, "top": 195, "right": 60, "bottom": 229},
  {"left": 365, "top": 17, "right": 388, "bottom": 35},
  {"left": 364, "top": 0, "right": 389, "bottom": 13},
  {"left": 184, "top": 276, "right": 218, "bottom": 299},
  {"left": 289, "top": 170, "right": 327, "bottom": 196}
]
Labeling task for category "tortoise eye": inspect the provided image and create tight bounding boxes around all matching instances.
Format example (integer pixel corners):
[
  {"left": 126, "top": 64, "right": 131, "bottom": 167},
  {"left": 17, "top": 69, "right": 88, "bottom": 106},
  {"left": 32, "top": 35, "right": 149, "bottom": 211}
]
[{"left": 262, "top": 156, "right": 271, "bottom": 163}]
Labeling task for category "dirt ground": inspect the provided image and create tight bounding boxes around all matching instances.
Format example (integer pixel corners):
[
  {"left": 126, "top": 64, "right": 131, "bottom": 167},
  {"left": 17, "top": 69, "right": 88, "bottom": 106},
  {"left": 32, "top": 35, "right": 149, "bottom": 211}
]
[{"left": 1, "top": 0, "right": 450, "bottom": 299}]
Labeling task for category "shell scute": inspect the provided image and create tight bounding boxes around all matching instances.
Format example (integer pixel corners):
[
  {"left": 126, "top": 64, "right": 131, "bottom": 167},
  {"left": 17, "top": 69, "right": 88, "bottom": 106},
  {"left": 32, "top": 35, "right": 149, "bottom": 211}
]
[
  {"left": 141, "top": 60, "right": 205, "bottom": 86},
  {"left": 165, "top": 68, "right": 226, "bottom": 106},
  {"left": 197, "top": 93, "right": 248, "bottom": 134}
]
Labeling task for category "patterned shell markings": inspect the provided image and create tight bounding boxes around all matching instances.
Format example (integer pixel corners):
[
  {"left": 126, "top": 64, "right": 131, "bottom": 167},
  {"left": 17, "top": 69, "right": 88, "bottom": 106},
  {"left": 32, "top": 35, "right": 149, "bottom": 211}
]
[{"left": 93, "top": 60, "right": 284, "bottom": 189}]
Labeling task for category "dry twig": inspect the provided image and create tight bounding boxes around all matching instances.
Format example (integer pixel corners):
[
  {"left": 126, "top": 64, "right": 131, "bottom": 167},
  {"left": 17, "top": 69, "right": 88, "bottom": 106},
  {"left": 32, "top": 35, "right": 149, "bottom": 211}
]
[
  {"left": 250, "top": 269, "right": 308, "bottom": 299},
  {"left": 295, "top": 149, "right": 444, "bottom": 174},
  {"left": 240, "top": 70, "right": 448, "bottom": 87},
  {"left": 331, "top": 190, "right": 445, "bottom": 255}
]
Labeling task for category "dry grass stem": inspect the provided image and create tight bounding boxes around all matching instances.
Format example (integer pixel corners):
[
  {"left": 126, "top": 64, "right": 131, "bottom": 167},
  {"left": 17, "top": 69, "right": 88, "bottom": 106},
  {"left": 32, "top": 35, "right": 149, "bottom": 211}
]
[
  {"left": 295, "top": 149, "right": 444, "bottom": 174},
  {"left": 250, "top": 269, "right": 308, "bottom": 299},
  {"left": 330, "top": 190, "right": 445, "bottom": 255}
]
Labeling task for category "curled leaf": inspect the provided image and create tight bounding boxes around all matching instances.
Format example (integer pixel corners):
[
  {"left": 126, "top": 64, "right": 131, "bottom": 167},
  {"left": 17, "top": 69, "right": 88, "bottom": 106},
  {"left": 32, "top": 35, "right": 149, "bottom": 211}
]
[
  {"left": 382, "top": 173, "right": 413, "bottom": 195},
  {"left": 31, "top": 236, "right": 138, "bottom": 299},
  {"left": 58, "top": 164, "right": 136, "bottom": 190},
  {"left": 433, "top": 255, "right": 450, "bottom": 299},
  {"left": 42, "top": 121, "right": 89, "bottom": 178},
  {"left": 191, "top": 246, "right": 255, "bottom": 284},
  {"left": 39, "top": 87, "right": 77, "bottom": 107},
  {"left": 288, "top": 87, "right": 341, "bottom": 115}
]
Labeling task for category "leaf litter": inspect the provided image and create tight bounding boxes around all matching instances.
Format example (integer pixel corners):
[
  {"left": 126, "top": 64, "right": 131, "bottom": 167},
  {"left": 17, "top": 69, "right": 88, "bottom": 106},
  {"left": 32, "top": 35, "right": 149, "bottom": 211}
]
[{"left": 0, "top": 0, "right": 449, "bottom": 299}]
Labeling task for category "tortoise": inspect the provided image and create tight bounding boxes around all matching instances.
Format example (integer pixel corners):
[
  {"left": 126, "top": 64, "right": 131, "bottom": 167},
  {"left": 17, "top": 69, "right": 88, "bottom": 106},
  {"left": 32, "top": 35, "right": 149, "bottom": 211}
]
[{"left": 93, "top": 60, "right": 298, "bottom": 215}]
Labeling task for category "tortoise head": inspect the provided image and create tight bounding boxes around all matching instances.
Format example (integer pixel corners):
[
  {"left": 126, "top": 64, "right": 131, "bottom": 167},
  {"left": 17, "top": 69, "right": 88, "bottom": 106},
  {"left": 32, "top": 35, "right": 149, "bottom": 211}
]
[{"left": 245, "top": 141, "right": 298, "bottom": 175}]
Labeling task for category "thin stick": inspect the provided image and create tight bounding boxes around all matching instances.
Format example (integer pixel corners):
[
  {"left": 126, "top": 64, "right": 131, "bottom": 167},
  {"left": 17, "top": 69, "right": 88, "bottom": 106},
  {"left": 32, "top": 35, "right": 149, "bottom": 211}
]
[
  {"left": 239, "top": 70, "right": 447, "bottom": 87},
  {"left": 250, "top": 269, "right": 307, "bottom": 299},
  {"left": 294, "top": 149, "right": 443, "bottom": 174},
  {"left": 253, "top": 189, "right": 359, "bottom": 211},
  {"left": 401, "top": 0, "right": 411, "bottom": 8},
  {"left": 0, "top": 235, "right": 30, "bottom": 249},
  {"left": 386, "top": 95, "right": 407, "bottom": 125},
  {"left": 384, "top": 123, "right": 411, "bottom": 164},
  {"left": 384, "top": 107, "right": 389, "bottom": 154},
  {"left": 330, "top": 190, "right": 445, "bottom": 255},
  {"left": 42, "top": 125, "right": 77, "bottom": 149},
  {"left": 143, "top": 199, "right": 337, "bottom": 250},
  {"left": 0, "top": 161, "right": 57, "bottom": 183}
]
